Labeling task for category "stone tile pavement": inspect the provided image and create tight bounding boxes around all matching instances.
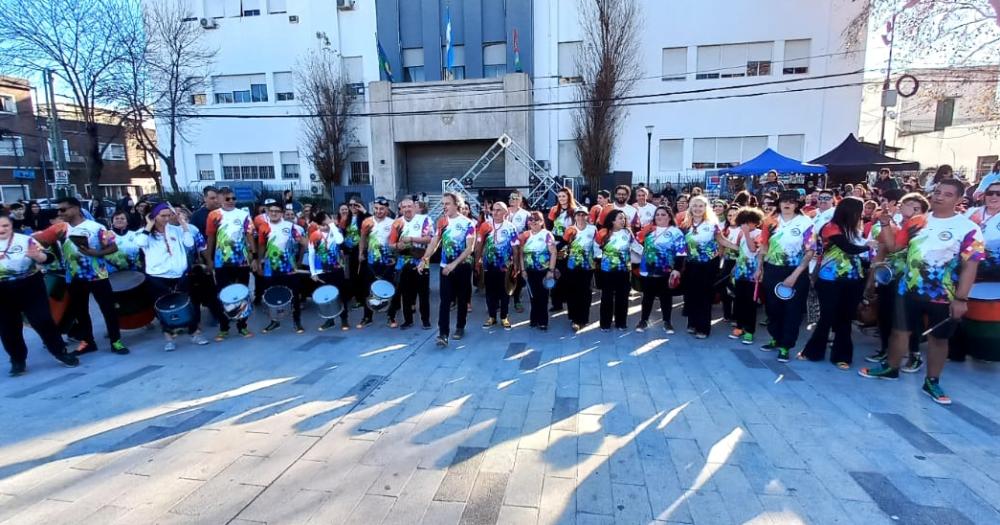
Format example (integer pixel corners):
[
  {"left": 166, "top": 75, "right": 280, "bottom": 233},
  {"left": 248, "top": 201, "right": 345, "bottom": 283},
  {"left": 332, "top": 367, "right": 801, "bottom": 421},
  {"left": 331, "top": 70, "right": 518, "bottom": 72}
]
[{"left": 1, "top": 287, "right": 999, "bottom": 525}]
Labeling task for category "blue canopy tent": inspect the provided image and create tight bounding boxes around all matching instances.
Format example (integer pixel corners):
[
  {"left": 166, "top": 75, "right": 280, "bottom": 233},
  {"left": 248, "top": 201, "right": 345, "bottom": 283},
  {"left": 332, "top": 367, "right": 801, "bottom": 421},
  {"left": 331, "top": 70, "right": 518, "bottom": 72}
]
[{"left": 713, "top": 148, "right": 827, "bottom": 196}]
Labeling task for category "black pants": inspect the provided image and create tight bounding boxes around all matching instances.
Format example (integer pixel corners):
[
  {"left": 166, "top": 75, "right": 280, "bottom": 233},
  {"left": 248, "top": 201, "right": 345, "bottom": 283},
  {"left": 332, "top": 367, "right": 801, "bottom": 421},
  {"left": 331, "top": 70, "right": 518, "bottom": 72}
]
[
  {"left": 316, "top": 271, "right": 350, "bottom": 323},
  {"left": 640, "top": 275, "right": 673, "bottom": 326},
  {"left": 526, "top": 269, "right": 550, "bottom": 328},
  {"left": 398, "top": 264, "right": 430, "bottom": 326},
  {"left": 762, "top": 262, "right": 810, "bottom": 349},
  {"left": 362, "top": 263, "right": 399, "bottom": 321},
  {"left": 551, "top": 258, "right": 568, "bottom": 309},
  {"left": 215, "top": 265, "right": 251, "bottom": 330},
  {"left": 565, "top": 268, "right": 593, "bottom": 326},
  {"left": 683, "top": 259, "right": 718, "bottom": 335},
  {"left": 189, "top": 269, "right": 230, "bottom": 332},
  {"left": 802, "top": 279, "right": 864, "bottom": 364},
  {"left": 733, "top": 279, "right": 757, "bottom": 335},
  {"left": 484, "top": 268, "right": 511, "bottom": 320},
  {"left": 876, "top": 281, "right": 918, "bottom": 354},
  {"left": 600, "top": 270, "right": 630, "bottom": 329},
  {"left": 0, "top": 273, "right": 68, "bottom": 365},
  {"left": 719, "top": 259, "right": 736, "bottom": 320},
  {"left": 438, "top": 264, "right": 472, "bottom": 337},
  {"left": 262, "top": 273, "right": 302, "bottom": 324},
  {"left": 67, "top": 277, "right": 121, "bottom": 345},
  {"left": 345, "top": 246, "right": 363, "bottom": 305},
  {"left": 146, "top": 275, "right": 200, "bottom": 334}
]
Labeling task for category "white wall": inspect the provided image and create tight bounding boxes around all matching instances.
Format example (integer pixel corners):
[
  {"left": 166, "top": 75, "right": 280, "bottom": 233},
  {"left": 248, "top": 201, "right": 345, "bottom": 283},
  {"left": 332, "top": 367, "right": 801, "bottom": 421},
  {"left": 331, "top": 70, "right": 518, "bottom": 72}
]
[{"left": 532, "top": 0, "right": 866, "bottom": 185}]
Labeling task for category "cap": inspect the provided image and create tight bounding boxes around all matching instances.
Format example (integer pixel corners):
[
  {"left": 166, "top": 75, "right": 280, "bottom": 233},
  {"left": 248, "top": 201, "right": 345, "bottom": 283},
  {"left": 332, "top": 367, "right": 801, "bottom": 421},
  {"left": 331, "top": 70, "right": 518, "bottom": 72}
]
[
  {"left": 285, "top": 204, "right": 294, "bottom": 211},
  {"left": 373, "top": 196, "right": 390, "bottom": 206},
  {"left": 263, "top": 198, "right": 277, "bottom": 205}
]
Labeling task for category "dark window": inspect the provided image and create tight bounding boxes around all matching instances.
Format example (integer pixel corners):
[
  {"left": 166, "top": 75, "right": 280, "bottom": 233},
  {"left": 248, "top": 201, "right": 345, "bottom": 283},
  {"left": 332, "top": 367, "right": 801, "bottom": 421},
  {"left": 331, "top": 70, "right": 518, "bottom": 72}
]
[
  {"left": 747, "top": 61, "right": 770, "bottom": 76},
  {"left": 276, "top": 92, "right": 294, "bottom": 101},
  {"left": 403, "top": 66, "right": 425, "bottom": 83},
  {"left": 233, "top": 90, "right": 252, "bottom": 103},
  {"left": 215, "top": 92, "right": 235, "bottom": 104},
  {"left": 243, "top": 9, "right": 260, "bottom": 16},
  {"left": 190, "top": 93, "right": 207, "bottom": 105},
  {"left": 349, "top": 161, "right": 370, "bottom": 185},
  {"left": 484, "top": 64, "right": 507, "bottom": 78},
  {"left": 695, "top": 73, "right": 719, "bottom": 80},
  {"left": 934, "top": 97, "right": 956, "bottom": 131},
  {"left": 782, "top": 66, "right": 808, "bottom": 74},
  {"left": 222, "top": 166, "right": 241, "bottom": 180},
  {"left": 250, "top": 84, "right": 268, "bottom": 102},
  {"left": 444, "top": 67, "right": 466, "bottom": 80},
  {"left": 282, "top": 163, "right": 299, "bottom": 179}
]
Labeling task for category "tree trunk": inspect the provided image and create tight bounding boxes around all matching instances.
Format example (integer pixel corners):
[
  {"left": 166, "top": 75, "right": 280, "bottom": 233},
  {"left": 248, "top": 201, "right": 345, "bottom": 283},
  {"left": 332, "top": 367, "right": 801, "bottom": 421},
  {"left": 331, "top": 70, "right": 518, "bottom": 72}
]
[
  {"left": 166, "top": 157, "right": 180, "bottom": 193},
  {"left": 85, "top": 124, "right": 105, "bottom": 198}
]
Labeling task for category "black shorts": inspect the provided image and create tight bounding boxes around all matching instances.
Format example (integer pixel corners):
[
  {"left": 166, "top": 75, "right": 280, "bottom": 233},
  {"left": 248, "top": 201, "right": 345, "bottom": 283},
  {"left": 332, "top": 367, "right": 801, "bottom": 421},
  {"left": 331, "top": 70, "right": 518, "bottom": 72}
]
[{"left": 893, "top": 293, "right": 956, "bottom": 339}]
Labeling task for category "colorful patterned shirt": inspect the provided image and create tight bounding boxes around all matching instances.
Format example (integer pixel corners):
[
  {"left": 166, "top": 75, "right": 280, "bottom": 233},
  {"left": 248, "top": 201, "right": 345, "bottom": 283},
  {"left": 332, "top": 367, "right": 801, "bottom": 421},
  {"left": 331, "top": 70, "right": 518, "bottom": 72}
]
[
  {"left": 966, "top": 206, "right": 1000, "bottom": 277},
  {"left": 816, "top": 223, "right": 866, "bottom": 281},
  {"left": 597, "top": 229, "right": 633, "bottom": 272},
  {"left": 33, "top": 220, "right": 115, "bottom": 282},
  {"left": 510, "top": 208, "right": 531, "bottom": 232},
  {"left": 478, "top": 219, "right": 519, "bottom": 271},
  {"left": 722, "top": 226, "right": 741, "bottom": 261},
  {"left": 435, "top": 214, "right": 476, "bottom": 266},
  {"left": 107, "top": 229, "right": 143, "bottom": 272},
  {"left": 361, "top": 216, "right": 396, "bottom": 266},
  {"left": 683, "top": 220, "right": 721, "bottom": 263},
  {"left": 636, "top": 224, "right": 686, "bottom": 277},
  {"left": 894, "top": 213, "right": 985, "bottom": 302},
  {"left": 759, "top": 214, "right": 815, "bottom": 267},
  {"left": 563, "top": 224, "right": 597, "bottom": 271},
  {"left": 731, "top": 229, "right": 761, "bottom": 282},
  {"left": 206, "top": 208, "right": 253, "bottom": 267},
  {"left": 390, "top": 214, "right": 434, "bottom": 268},
  {"left": 342, "top": 215, "right": 361, "bottom": 249},
  {"left": 519, "top": 229, "right": 555, "bottom": 271},
  {"left": 308, "top": 227, "right": 345, "bottom": 276},
  {"left": 257, "top": 219, "right": 301, "bottom": 276},
  {"left": 0, "top": 233, "right": 43, "bottom": 282}
]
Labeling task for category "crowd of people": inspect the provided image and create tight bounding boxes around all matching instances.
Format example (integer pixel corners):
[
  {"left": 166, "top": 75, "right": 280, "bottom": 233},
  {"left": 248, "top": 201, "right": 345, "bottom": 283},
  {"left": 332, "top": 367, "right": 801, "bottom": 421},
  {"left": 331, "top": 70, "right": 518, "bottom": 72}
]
[{"left": 1, "top": 165, "right": 997, "bottom": 406}]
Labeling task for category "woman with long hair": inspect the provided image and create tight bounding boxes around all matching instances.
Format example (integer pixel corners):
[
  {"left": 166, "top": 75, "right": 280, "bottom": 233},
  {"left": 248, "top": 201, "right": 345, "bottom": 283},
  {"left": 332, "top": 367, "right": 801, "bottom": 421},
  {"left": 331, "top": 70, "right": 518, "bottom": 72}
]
[
  {"left": 755, "top": 190, "right": 815, "bottom": 363},
  {"left": 719, "top": 205, "right": 741, "bottom": 323},
  {"left": 547, "top": 187, "right": 580, "bottom": 313},
  {"left": 635, "top": 206, "right": 685, "bottom": 333},
  {"left": 800, "top": 197, "right": 870, "bottom": 368},
  {"left": 924, "top": 164, "right": 954, "bottom": 193},
  {"left": 519, "top": 211, "right": 558, "bottom": 330},
  {"left": 679, "top": 195, "right": 725, "bottom": 338},
  {"left": 725, "top": 207, "right": 764, "bottom": 345},
  {"left": 596, "top": 209, "right": 634, "bottom": 331},
  {"left": 341, "top": 198, "right": 369, "bottom": 309},
  {"left": 563, "top": 209, "right": 597, "bottom": 331}
]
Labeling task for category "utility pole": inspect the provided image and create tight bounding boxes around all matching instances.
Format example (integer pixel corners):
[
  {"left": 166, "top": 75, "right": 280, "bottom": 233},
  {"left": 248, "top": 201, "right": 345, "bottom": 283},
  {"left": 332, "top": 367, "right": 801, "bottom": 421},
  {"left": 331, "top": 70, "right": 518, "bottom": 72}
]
[
  {"left": 878, "top": 13, "right": 897, "bottom": 156},
  {"left": 43, "top": 69, "right": 69, "bottom": 197}
]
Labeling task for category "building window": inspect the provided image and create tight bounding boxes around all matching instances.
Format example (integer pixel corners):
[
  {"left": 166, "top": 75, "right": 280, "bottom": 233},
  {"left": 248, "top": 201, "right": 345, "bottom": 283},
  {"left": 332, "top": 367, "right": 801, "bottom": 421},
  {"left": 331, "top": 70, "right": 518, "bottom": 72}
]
[
  {"left": 777, "top": 134, "right": 805, "bottom": 160},
  {"left": 349, "top": 161, "right": 370, "bottom": 185},
  {"left": 241, "top": 0, "right": 260, "bottom": 16},
  {"left": 273, "top": 71, "right": 294, "bottom": 101},
  {"left": 558, "top": 140, "right": 580, "bottom": 178},
  {"left": 658, "top": 139, "right": 683, "bottom": 171},
  {"left": 250, "top": 84, "right": 268, "bottom": 102},
  {"left": 221, "top": 152, "right": 275, "bottom": 180},
  {"left": 215, "top": 92, "right": 235, "bottom": 104},
  {"left": 191, "top": 93, "right": 207, "bottom": 105},
  {"left": 698, "top": 42, "right": 772, "bottom": 79},
  {"left": 0, "top": 136, "right": 24, "bottom": 157},
  {"left": 483, "top": 43, "right": 506, "bottom": 78},
  {"left": 213, "top": 74, "right": 267, "bottom": 104},
  {"left": 268, "top": 0, "right": 286, "bottom": 13},
  {"left": 442, "top": 45, "right": 465, "bottom": 80},
  {"left": 696, "top": 46, "right": 720, "bottom": 79},
  {"left": 196, "top": 154, "right": 215, "bottom": 180},
  {"left": 558, "top": 41, "right": 582, "bottom": 82},
  {"left": 243, "top": 9, "right": 260, "bottom": 16},
  {"left": 783, "top": 39, "right": 810, "bottom": 74},
  {"left": 0, "top": 94, "right": 15, "bottom": 113},
  {"left": 402, "top": 48, "right": 425, "bottom": 83},
  {"left": 280, "top": 151, "right": 299, "bottom": 180},
  {"left": 233, "top": 90, "right": 252, "bottom": 103},
  {"left": 0, "top": 185, "right": 29, "bottom": 202},
  {"left": 692, "top": 136, "right": 766, "bottom": 169},
  {"left": 661, "top": 47, "right": 687, "bottom": 81},
  {"left": 99, "top": 143, "right": 127, "bottom": 161},
  {"left": 934, "top": 97, "right": 956, "bottom": 131}
]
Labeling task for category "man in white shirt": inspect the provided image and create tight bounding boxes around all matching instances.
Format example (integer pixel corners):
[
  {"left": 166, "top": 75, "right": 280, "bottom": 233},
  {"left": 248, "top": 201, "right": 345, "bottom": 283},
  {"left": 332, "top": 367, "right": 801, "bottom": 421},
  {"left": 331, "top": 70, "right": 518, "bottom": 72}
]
[
  {"left": 632, "top": 187, "right": 657, "bottom": 229},
  {"left": 508, "top": 191, "right": 531, "bottom": 233}
]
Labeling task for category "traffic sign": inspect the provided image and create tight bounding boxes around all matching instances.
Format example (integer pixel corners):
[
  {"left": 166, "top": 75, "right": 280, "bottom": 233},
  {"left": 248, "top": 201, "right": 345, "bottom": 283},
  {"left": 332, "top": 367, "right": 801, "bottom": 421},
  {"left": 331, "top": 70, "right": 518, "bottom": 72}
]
[
  {"left": 12, "top": 169, "right": 35, "bottom": 181},
  {"left": 54, "top": 170, "right": 69, "bottom": 184}
]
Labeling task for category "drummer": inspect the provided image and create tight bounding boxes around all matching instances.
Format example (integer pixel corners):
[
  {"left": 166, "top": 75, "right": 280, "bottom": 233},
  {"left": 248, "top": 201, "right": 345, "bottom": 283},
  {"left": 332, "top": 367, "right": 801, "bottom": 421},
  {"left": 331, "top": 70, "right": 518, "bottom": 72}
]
[
  {"left": 136, "top": 203, "right": 210, "bottom": 351},
  {"left": 257, "top": 201, "right": 306, "bottom": 334},
  {"left": 0, "top": 214, "right": 80, "bottom": 376},
  {"left": 174, "top": 207, "right": 232, "bottom": 338},
  {"left": 476, "top": 201, "right": 520, "bottom": 330},
  {"left": 358, "top": 196, "right": 399, "bottom": 328},
  {"left": 419, "top": 192, "right": 477, "bottom": 347},
  {"left": 390, "top": 198, "right": 434, "bottom": 330},
  {"left": 33, "top": 197, "right": 130, "bottom": 356},
  {"left": 108, "top": 210, "right": 143, "bottom": 272},
  {"left": 308, "top": 211, "right": 351, "bottom": 331},
  {"left": 206, "top": 187, "right": 256, "bottom": 339}
]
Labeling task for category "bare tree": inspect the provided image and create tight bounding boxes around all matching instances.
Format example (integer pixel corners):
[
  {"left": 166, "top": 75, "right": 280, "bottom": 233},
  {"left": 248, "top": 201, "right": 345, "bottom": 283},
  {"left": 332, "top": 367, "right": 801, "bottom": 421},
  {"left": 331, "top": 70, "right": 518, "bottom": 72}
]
[
  {"left": 298, "top": 51, "right": 357, "bottom": 190},
  {"left": 572, "top": 0, "right": 642, "bottom": 190},
  {"left": 0, "top": 0, "right": 139, "bottom": 198}
]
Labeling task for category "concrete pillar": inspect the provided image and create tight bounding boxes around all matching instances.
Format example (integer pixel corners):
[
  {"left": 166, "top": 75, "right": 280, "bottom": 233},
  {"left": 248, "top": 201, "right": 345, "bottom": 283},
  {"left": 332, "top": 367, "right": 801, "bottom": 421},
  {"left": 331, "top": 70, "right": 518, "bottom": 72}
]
[{"left": 368, "top": 80, "right": 397, "bottom": 199}]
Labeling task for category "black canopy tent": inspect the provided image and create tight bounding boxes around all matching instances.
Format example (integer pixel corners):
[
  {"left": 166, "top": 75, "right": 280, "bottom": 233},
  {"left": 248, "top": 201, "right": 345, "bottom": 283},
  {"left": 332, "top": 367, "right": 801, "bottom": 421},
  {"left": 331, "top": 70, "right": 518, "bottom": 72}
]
[{"left": 809, "top": 134, "right": 920, "bottom": 185}]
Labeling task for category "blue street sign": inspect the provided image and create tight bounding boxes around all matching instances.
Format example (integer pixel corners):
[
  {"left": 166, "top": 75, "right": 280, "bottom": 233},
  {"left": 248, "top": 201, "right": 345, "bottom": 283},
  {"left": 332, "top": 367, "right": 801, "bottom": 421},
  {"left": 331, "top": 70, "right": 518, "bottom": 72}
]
[{"left": 12, "top": 169, "right": 35, "bottom": 180}]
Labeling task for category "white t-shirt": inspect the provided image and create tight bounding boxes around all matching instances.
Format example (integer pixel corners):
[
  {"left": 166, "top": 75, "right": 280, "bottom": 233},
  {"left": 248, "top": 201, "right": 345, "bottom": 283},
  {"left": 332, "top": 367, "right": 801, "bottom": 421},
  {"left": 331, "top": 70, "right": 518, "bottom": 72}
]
[
  {"left": 0, "top": 233, "right": 42, "bottom": 282},
  {"left": 633, "top": 203, "right": 657, "bottom": 228},
  {"left": 510, "top": 208, "right": 531, "bottom": 232}
]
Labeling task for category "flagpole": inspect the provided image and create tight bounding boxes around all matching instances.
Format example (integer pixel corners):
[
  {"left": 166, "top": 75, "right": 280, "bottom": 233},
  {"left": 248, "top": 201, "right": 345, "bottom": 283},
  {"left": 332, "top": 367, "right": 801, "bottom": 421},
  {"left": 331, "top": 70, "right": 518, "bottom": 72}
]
[{"left": 878, "top": 11, "right": 897, "bottom": 156}]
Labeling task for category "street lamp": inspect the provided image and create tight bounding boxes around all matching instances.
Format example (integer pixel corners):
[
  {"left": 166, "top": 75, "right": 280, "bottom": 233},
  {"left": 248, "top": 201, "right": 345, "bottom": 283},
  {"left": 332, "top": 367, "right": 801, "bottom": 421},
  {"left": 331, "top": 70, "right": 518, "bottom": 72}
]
[{"left": 645, "top": 125, "right": 654, "bottom": 187}]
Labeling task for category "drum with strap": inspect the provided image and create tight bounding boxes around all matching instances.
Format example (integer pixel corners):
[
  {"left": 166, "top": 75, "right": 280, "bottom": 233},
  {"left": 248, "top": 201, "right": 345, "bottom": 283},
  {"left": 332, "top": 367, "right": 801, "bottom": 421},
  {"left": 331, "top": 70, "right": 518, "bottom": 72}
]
[
  {"left": 957, "top": 282, "right": 1000, "bottom": 361},
  {"left": 312, "top": 285, "right": 343, "bottom": 319},
  {"left": 155, "top": 292, "right": 195, "bottom": 332},
  {"left": 219, "top": 283, "right": 252, "bottom": 320},
  {"left": 263, "top": 285, "right": 293, "bottom": 319},
  {"left": 109, "top": 270, "right": 154, "bottom": 329},
  {"left": 45, "top": 272, "right": 69, "bottom": 326},
  {"left": 367, "top": 279, "right": 395, "bottom": 312}
]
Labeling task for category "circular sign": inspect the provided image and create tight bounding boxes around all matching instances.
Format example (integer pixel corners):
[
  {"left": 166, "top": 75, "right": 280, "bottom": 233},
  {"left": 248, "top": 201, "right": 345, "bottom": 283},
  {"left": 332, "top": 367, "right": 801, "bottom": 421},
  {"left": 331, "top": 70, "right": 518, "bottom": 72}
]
[{"left": 896, "top": 74, "right": 919, "bottom": 98}]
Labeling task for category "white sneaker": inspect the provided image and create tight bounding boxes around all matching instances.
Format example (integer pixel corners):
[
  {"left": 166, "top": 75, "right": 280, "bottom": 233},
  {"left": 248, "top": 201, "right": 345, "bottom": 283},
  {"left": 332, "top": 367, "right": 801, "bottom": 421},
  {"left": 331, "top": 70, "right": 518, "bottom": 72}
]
[
  {"left": 191, "top": 334, "right": 209, "bottom": 346},
  {"left": 164, "top": 341, "right": 177, "bottom": 352}
]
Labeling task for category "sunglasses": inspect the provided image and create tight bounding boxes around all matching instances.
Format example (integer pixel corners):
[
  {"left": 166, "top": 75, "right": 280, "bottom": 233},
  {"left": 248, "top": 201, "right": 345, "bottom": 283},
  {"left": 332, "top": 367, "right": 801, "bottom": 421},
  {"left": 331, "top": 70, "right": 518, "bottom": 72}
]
[
  {"left": 985, "top": 190, "right": 1000, "bottom": 197},
  {"left": 224, "top": 197, "right": 236, "bottom": 202},
  {"left": 57, "top": 207, "right": 71, "bottom": 212},
  {"left": 817, "top": 195, "right": 833, "bottom": 201}
]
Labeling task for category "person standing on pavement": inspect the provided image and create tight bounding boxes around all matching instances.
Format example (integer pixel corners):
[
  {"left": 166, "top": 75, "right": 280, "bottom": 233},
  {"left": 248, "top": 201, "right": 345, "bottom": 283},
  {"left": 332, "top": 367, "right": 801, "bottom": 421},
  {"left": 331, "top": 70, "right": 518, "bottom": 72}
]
[
  {"left": 341, "top": 198, "right": 369, "bottom": 310},
  {"left": 420, "top": 192, "right": 477, "bottom": 347},
  {"left": 257, "top": 201, "right": 305, "bottom": 334},
  {"left": 190, "top": 186, "right": 220, "bottom": 238},
  {"left": 724, "top": 207, "right": 763, "bottom": 345},
  {"left": 520, "top": 211, "right": 558, "bottom": 331},
  {"left": 358, "top": 197, "right": 399, "bottom": 328},
  {"left": 390, "top": 198, "right": 434, "bottom": 330},
  {"left": 547, "top": 187, "right": 582, "bottom": 314},
  {"left": 308, "top": 211, "right": 350, "bottom": 332},
  {"left": 476, "top": 201, "right": 519, "bottom": 330},
  {"left": 563, "top": 209, "right": 597, "bottom": 332},
  {"left": 635, "top": 206, "right": 685, "bottom": 334},
  {"left": 507, "top": 190, "right": 531, "bottom": 314},
  {"left": 206, "top": 187, "right": 257, "bottom": 339},
  {"left": 679, "top": 196, "right": 724, "bottom": 339},
  {"left": 596, "top": 209, "right": 634, "bottom": 331}
]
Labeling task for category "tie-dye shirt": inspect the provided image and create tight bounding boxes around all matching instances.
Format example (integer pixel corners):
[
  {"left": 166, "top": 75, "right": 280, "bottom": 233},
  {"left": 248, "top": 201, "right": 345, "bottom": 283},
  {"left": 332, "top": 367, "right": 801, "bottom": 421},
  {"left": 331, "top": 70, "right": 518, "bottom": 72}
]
[
  {"left": 894, "top": 213, "right": 985, "bottom": 302},
  {"left": 548, "top": 206, "right": 577, "bottom": 238},
  {"left": 308, "top": 227, "right": 345, "bottom": 276},
  {"left": 106, "top": 229, "right": 143, "bottom": 272},
  {"left": 683, "top": 220, "right": 721, "bottom": 263},
  {"left": 519, "top": 229, "right": 555, "bottom": 271},
  {"left": 361, "top": 216, "right": 396, "bottom": 266},
  {"left": 636, "top": 225, "right": 686, "bottom": 277},
  {"left": 722, "top": 226, "right": 741, "bottom": 261},
  {"left": 207, "top": 208, "right": 253, "bottom": 267},
  {"left": 342, "top": 215, "right": 362, "bottom": 249},
  {"left": 563, "top": 224, "right": 597, "bottom": 271},
  {"left": 731, "top": 229, "right": 761, "bottom": 282},
  {"left": 257, "top": 219, "right": 301, "bottom": 276},
  {"left": 759, "top": 214, "right": 815, "bottom": 267},
  {"left": 966, "top": 206, "right": 1000, "bottom": 277},
  {"left": 597, "top": 229, "right": 633, "bottom": 272},
  {"left": 479, "top": 219, "right": 519, "bottom": 271},
  {"left": 816, "top": 223, "right": 866, "bottom": 281},
  {"left": 435, "top": 214, "right": 476, "bottom": 266},
  {"left": 390, "top": 214, "right": 434, "bottom": 268},
  {"left": 33, "top": 220, "right": 116, "bottom": 282},
  {"left": 0, "top": 233, "right": 43, "bottom": 282}
]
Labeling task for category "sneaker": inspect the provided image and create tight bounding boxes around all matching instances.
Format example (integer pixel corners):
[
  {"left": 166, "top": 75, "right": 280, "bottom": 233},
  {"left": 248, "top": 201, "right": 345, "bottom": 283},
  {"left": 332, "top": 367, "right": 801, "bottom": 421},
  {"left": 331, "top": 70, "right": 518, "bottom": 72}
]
[
  {"left": 777, "top": 348, "right": 790, "bottom": 363},
  {"left": 400, "top": 321, "right": 414, "bottom": 330},
  {"left": 294, "top": 323, "right": 305, "bottom": 334},
  {"left": 636, "top": 320, "right": 648, "bottom": 332},
  {"left": 214, "top": 331, "right": 229, "bottom": 342},
  {"left": 239, "top": 328, "right": 254, "bottom": 338},
  {"left": 9, "top": 362, "right": 26, "bottom": 376},
  {"left": 664, "top": 324, "right": 675, "bottom": 335},
  {"left": 740, "top": 333, "right": 754, "bottom": 345},
  {"left": 686, "top": 327, "right": 696, "bottom": 334},
  {"left": 865, "top": 350, "right": 888, "bottom": 363},
  {"left": 436, "top": 335, "right": 448, "bottom": 347},
  {"left": 73, "top": 341, "right": 98, "bottom": 356},
  {"left": 319, "top": 319, "right": 338, "bottom": 332},
  {"left": 502, "top": 318, "right": 512, "bottom": 330},
  {"left": 761, "top": 340, "right": 778, "bottom": 352},
  {"left": 54, "top": 352, "right": 79, "bottom": 367},
  {"left": 901, "top": 353, "right": 924, "bottom": 374},
  {"left": 191, "top": 334, "right": 209, "bottom": 346},
  {"left": 571, "top": 323, "right": 582, "bottom": 332},
  {"left": 922, "top": 377, "right": 952, "bottom": 405},
  {"left": 164, "top": 341, "right": 177, "bottom": 352},
  {"left": 356, "top": 318, "right": 373, "bottom": 329},
  {"left": 388, "top": 319, "right": 398, "bottom": 329},
  {"left": 111, "top": 340, "right": 130, "bottom": 355},
  {"left": 262, "top": 321, "right": 281, "bottom": 334},
  {"left": 514, "top": 302, "right": 525, "bottom": 313},
  {"left": 483, "top": 318, "right": 497, "bottom": 328},
  {"left": 538, "top": 325, "right": 548, "bottom": 331},
  {"left": 422, "top": 322, "right": 433, "bottom": 330},
  {"left": 729, "top": 328, "right": 745, "bottom": 340},
  {"left": 858, "top": 365, "right": 899, "bottom": 380},
  {"left": 694, "top": 333, "right": 708, "bottom": 340},
  {"left": 340, "top": 323, "right": 350, "bottom": 331},
  {"left": 453, "top": 328, "right": 465, "bottom": 340}
]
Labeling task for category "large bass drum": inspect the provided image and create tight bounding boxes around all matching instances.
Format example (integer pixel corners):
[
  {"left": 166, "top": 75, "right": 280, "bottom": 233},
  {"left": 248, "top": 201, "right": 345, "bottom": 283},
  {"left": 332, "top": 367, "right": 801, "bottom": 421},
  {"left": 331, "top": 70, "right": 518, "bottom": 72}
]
[{"left": 110, "top": 270, "right": 154, "bottom": 329}]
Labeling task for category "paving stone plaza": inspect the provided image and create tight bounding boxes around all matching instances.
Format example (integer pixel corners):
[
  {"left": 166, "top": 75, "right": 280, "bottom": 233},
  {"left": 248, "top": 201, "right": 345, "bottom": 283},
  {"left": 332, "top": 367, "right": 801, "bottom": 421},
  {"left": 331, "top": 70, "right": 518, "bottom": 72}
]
[{"left": 1, "top": 286, "right": 998, "bottom": 525}]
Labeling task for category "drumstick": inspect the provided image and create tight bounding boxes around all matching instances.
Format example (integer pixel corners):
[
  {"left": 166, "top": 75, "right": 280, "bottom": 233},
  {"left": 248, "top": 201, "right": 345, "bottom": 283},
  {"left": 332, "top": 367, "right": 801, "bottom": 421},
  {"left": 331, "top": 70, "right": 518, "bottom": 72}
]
[
  {"left": 753, "top": 279, "right": 760, "bottom": 303},
  {"left": 921, "top": 318, "right": 955, "bottom": 337}
]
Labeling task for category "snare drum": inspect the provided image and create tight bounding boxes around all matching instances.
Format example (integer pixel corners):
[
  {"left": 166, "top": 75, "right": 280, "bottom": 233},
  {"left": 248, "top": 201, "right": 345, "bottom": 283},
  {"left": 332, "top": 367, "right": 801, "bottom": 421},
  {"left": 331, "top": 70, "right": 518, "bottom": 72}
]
[
  {"left": 110, "top": 270, "right": 154, "bottom": 329},
  {"left": 263, "top": 286, "right": 293, "bottom": 319},
  {"left": 219, "top": 283, "right": 253, "bottom": 320},
  {"left": 155, "top": 292, "right": 195, "bottom": 331},
  {"left": 873, "top": 264, "right": 894, "bottom": 286},
  {"left": 367, "top": 280, "right": 395, "bottom": 312},
  {"left": 45, "top": 273, "right": 69, "bottom": 326},
  {"left": 959, "top": 282, "right": 1000, "bottom": 361},
  {"left": 312, "top": 285, "right": 343, "bottom": 319}
]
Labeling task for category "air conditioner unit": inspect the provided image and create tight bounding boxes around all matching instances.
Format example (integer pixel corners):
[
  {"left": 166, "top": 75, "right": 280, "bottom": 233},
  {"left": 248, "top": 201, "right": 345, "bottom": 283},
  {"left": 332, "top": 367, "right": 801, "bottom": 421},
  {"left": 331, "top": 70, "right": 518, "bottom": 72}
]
[
  {"left": 336, "top": 0, "right": 356, "bottom": 10},
  {"left": 346, "top": 83, "right": 365, "bottom": 96},
  {"left": 310, "top": 184, "right": 323, "bottom": 195},
  {"left": 199, "top": 18, "right": 218, "bottom": 29},
  {"left": 288, "top": 15, "right": 299, "bottom": 23},
  {"left": 309, "top": 173, "right": 320, "bottom": 182}
]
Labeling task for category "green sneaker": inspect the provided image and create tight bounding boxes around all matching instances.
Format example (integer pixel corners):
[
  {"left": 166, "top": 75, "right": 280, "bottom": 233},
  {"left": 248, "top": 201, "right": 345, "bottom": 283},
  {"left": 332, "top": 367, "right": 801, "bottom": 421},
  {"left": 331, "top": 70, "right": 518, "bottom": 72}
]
[
  {"left": 776, "top": 347, "right": 790, "bottom": 363},
  {"left": 110, "top": 340, "right": 130, "bottom": 355},
  {"left": 214, "top": 331, "right": 229, "bottom": 342},
  {"left": 864, "top": 350, "right": 888, "bottom": 363},
  {"left": 922, "top": 378, "right": 952, "bottom": 405},
  {"left": 239, "top": 328, "right": 254, "bottom": 338},
  {"left": 761, "top": 339, "right": 778, "bottom": 352},
  {"left": 858, "top": 364, "right": 899, "bottom": 380},
  {"left": 740, "top": 333, "right": 754, "bottom": 345}
]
